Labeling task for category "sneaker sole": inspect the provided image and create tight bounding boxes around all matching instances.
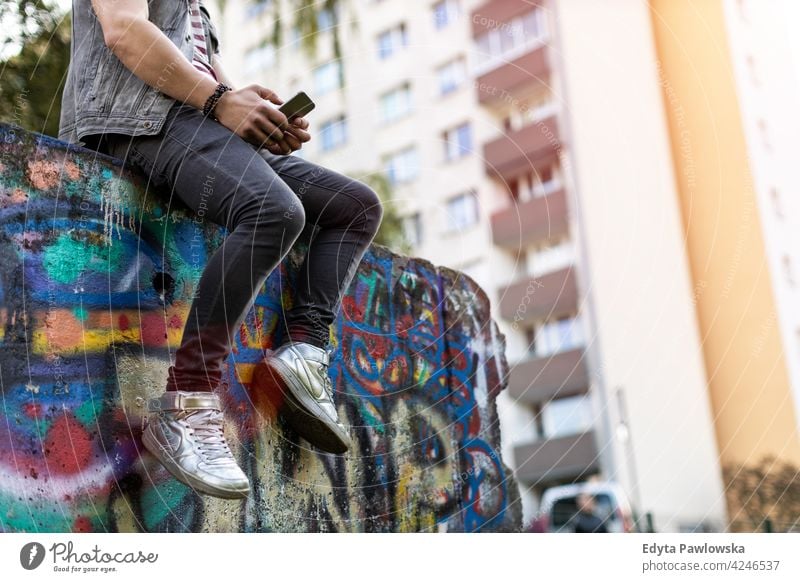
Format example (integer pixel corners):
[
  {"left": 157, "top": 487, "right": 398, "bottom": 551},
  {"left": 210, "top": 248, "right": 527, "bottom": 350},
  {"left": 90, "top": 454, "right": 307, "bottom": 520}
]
[
  {"left": 261, "top": 355, "right": 352, "bottom": 454},
  {"left": 141, "top": 425, "right": 250, "bottom": 500}
]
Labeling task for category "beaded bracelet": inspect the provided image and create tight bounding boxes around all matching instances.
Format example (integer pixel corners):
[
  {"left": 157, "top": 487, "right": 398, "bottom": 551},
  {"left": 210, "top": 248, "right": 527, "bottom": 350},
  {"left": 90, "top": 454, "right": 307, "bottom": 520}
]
[{"left": 202, "top": 83, "right": 232, "bottom": 120}]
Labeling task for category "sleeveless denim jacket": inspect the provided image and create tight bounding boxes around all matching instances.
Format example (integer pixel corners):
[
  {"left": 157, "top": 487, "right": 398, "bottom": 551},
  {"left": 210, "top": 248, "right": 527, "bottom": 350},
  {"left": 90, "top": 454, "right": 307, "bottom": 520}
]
[{"left": 58, "top": 0, "right": 220, "bottom": 147}]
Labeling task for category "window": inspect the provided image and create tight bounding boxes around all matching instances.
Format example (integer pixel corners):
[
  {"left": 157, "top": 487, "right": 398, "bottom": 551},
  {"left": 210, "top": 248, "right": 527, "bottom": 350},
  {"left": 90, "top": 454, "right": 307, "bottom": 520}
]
[
  {"left": 783, "top": 255, "right": 796, "bottom": 287},
  {"left": 436, "top": 57, "right": 466, "bottom": 96},
  {"left": 385, "top": 146, "right": 419, "bottom": 185},
  {"left": 541, "top": 394, "right": 594, "bottom": 439},
  {"left": 757, "top": 118, "right": 772, "bottom": 151},
  {"left": 533, "top": 315, "right": 584, "bottom": 358},
  {"left": 520, "top": 92, "right": 558, "bottom": 125},
  {"left": 499, "top": 25, "right": 515, "bottom": 54},
  {"left": 290, "top": 24, "right": 302, "bottom": 46},
  {"left": 736, "top": 0, "right": 752, "bottom": 23},
  {"left": 380, "top": 83, "right": 413, "bottom": 122},
  {"left": 445, "top": 190, "right": 479, "bottom": 232},
  {"left": 433, "top": 0, "right": 460, "bottom": 29},
  {"left": 245, "top": 0, "right": 272, "bottom": 19},
  {"left": 529, "top": 239, "right": 574, "bottom": 278},
  {"left": 457, "top": 258, "right": 484, "bottom": 282},
  {"left": 796, "top": 328, "right": 800, "bottom": 362},
  {"left": 319, "top": 115, "right": 348, "bottom": 151},
  {"left": 501, "top": 91, "right": 556, "bottom": 132},
  {"left": 377, "top": 23, "right": 408, "bottom": 59},
  {"left": 403, "top": 212, "right": 423, "bottom": 246},
  {"left": 318, "top": 7, "right": 336, "bottom": 30},
  {"left": 474, "top": 8, "right": 546, "bottom": 73},
  {"left": 442, "top": 122, "right": 472, "bottom": 161},
  {"left": 770, "top": 188, "right": 784, "bottom": 219},
  {"left": 745, "top": 54, "right": 761, "bottom": 87},
  {"left": 314, "top": 61, "right": 342, "bottom": 95},
  {"left": 521, "top": 9, "right": 543, "bottom": 38},
  {"left": 525, "top": 326, "right": 536, "bottom": 354},
  {"left": 532, "top": 165, "right": 559, "bottom": 197},
  {"left": 515, "top": 163, "right": 562, "bottom": 200},
  {"left": 243, "top": 44, "right": 276, "bottom": 76}
]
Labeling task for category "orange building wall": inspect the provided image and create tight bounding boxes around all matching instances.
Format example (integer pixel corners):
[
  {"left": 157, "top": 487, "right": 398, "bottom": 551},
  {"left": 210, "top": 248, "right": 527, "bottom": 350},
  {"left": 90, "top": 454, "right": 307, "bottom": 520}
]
[{"left": 649, "top": 0, "right": 800, "bottom": 466}]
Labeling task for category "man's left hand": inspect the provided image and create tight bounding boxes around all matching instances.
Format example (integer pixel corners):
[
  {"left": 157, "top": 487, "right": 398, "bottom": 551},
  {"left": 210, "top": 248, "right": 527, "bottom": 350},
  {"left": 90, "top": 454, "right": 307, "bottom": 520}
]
[{"left": 265, "top": 116, "right": 311, "bottom": 155}]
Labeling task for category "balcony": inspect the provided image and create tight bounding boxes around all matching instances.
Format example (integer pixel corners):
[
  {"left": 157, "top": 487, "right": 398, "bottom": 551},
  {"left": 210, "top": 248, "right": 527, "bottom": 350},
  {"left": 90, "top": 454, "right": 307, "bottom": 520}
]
[
  {"left": 471, "top": 1, "right": 542, "bottom": 36},
  {"left": 484, "top": 115, "right": 561, "bottom": 181},
  {"left": 491, "top": 188, "right": 568, "bottom": 250},
  {"left": 498, "top": 266, "right": 578, "bottom": 326},
  {"left": 513, "top": 431, "right": 600, "bottom": 484},
  {"left": 507, "top": 347, "right": 589, "bottom": 405},
  {"left": 475, "top": 45, "right": 550, "bottom": 105}
]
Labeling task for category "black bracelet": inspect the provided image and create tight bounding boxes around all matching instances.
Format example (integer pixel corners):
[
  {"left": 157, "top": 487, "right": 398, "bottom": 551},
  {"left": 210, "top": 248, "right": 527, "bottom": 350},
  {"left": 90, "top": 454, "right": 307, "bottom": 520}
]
[{"left": 202, "top": 83, "right": 232, "bottom": 120}]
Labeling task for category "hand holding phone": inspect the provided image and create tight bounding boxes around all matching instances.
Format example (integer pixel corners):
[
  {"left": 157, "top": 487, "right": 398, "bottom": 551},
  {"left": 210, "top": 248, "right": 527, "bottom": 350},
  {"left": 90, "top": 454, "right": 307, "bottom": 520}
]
[
  {"left": 265, "top": 91, "right": 312, "bottom": 155},
  {"left": 278, "top": 91, "right": 315, "bottom": 121}
]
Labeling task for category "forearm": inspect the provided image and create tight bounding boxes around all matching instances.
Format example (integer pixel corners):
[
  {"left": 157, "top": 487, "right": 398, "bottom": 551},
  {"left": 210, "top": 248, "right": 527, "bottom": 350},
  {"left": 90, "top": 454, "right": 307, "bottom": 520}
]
[{"left": 104, "top": 17, "right": 218, "bottom": 110}]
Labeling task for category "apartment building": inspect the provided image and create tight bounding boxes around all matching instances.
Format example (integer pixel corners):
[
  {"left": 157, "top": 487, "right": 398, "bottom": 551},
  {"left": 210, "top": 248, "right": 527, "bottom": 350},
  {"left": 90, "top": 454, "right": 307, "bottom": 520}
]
[
  {"left": 213, "top": 0, "right": 735, "bottom": 531},
  {"left": 725, "top": 0, "right": 800, "bottom": 461},
  {"left": 651, "top": 0, "right": 800, "bottom": 472}
]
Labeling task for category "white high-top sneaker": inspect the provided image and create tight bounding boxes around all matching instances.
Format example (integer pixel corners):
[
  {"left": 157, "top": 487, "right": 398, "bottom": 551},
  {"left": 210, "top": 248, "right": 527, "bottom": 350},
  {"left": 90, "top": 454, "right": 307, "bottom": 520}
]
[
  {"left": 141, "top": 391, "right": 250, "bottom": 499},
  {"left": 263, "top": 341, "right": 352, "bottom": 454}
]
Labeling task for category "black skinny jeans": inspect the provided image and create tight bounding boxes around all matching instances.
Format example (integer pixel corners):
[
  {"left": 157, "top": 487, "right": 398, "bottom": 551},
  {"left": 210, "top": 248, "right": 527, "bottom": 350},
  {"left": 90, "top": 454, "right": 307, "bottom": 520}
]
[{"left": 101, "top": 103, "right": 383, "bottom": 392}]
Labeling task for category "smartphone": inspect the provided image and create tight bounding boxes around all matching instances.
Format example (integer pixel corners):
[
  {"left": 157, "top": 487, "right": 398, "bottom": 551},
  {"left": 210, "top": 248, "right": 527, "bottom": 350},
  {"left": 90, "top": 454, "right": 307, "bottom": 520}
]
[{"left": 278, "top": 91, "right": 315, "bottom": 121}]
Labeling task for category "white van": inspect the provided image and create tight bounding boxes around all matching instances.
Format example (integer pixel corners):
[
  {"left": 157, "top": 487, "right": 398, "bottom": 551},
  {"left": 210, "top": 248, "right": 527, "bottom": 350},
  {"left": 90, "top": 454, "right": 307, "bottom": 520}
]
[{"left": 533, "top": 481, "right": 636, "bottom": 533}]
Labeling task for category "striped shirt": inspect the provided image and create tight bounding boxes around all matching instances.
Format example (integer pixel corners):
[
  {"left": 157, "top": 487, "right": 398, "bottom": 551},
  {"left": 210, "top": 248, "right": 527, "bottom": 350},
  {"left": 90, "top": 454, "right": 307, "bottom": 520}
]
[{"left": 189, "top": 0, "right": 218, "bottom": 81}]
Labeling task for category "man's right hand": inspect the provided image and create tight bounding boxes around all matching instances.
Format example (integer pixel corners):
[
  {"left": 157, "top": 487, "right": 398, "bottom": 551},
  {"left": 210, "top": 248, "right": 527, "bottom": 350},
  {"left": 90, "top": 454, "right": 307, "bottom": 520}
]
[
  {"left": 214, "top": 85, "right": 293, "bottom": 154},
  {"left": 90, "top": 0, "right": 299, "bottom": 154}
]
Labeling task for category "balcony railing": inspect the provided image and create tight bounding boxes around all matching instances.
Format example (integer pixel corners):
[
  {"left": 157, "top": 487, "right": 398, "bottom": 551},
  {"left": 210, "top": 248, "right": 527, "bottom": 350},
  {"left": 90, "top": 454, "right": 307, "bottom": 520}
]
[
  {"left": 498, "top": 266, "right": 578, "bottom": 326},
  {"left": 507, "top": 347, "right": 589, "bottom": 405},
  {"left": 513, "top": 431, "right": 600, "bottom": 484},
  {"left": 491, "top": 188, "right": 568, "bottom": 250},
  {"left": 475, "top": 44, "right": 550, "bottom": 104},
  {"left": 483, "top": 115, "right": 561, "bottom": 181}
]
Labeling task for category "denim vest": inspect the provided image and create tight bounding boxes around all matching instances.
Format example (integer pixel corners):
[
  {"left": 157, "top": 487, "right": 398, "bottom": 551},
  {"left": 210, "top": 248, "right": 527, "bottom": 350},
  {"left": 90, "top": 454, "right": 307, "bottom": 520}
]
[{"left": 58, "top": 0, "right": 220, "bottom": 147}]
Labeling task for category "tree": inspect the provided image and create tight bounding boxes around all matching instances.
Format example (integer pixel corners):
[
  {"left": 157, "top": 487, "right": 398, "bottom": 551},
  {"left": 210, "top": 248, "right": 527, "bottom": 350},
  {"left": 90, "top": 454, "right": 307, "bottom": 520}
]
[
  {"left": 263, "top": 0, "right": 348, "bottom": 66},
  {"left": 353, "top": 171, "right": 410, "bottom": 253},
  {"left": 0, "top": 1, "right": 69, "bottom": 137},
  {"left": 0, "top": 0, "right": 61, "bottom": 52},
  {"left": 723, "top": 456, "right": 800, "bottom": 532}
]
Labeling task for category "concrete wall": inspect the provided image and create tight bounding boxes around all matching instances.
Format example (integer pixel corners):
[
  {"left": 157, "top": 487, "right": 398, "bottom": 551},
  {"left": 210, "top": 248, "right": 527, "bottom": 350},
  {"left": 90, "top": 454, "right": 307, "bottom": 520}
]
[{"left": 0, "top": 123, "right": 520, "bottom": 532}]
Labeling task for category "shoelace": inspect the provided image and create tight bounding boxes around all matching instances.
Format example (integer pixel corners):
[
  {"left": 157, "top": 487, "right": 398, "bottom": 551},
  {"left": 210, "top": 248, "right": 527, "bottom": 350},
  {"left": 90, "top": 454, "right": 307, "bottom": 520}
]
[
  {"left": 316, "top": 362, "right": 334, "bottom": 398},
  {"left": 184, "top": 409, "right": 234, "bottom": 463},
  {"left": 317, "top": 346, "right": 333, "bottom": 400}
]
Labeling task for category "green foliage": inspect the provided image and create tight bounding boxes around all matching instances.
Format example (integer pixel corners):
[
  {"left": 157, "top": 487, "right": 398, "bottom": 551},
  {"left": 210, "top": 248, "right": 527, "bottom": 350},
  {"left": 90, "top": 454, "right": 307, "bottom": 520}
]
[
  {"left": 0, "top": 0, "right": 59, "bottom": 50},
  {"left": 0, "top": 1, "right": 69, "bottom": 137},
  {"left": 264, "top": 0, "right": 351, "bottom": 77},
  {"left": 353, "top": 171, "right": 411, "bottom": 255}
]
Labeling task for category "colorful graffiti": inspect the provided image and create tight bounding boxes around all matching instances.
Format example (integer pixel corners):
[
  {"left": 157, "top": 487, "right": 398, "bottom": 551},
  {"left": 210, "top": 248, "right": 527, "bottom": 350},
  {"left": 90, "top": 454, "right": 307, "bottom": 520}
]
[{"left": 0, "top": 123, "right": 520, "bottom": 532}]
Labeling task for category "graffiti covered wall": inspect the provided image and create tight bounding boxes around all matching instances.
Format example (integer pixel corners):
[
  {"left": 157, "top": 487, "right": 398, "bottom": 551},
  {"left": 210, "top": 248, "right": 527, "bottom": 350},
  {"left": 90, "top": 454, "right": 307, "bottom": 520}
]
[{"left": 0, "top": 123, "right": 520, "bottom": 533}]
